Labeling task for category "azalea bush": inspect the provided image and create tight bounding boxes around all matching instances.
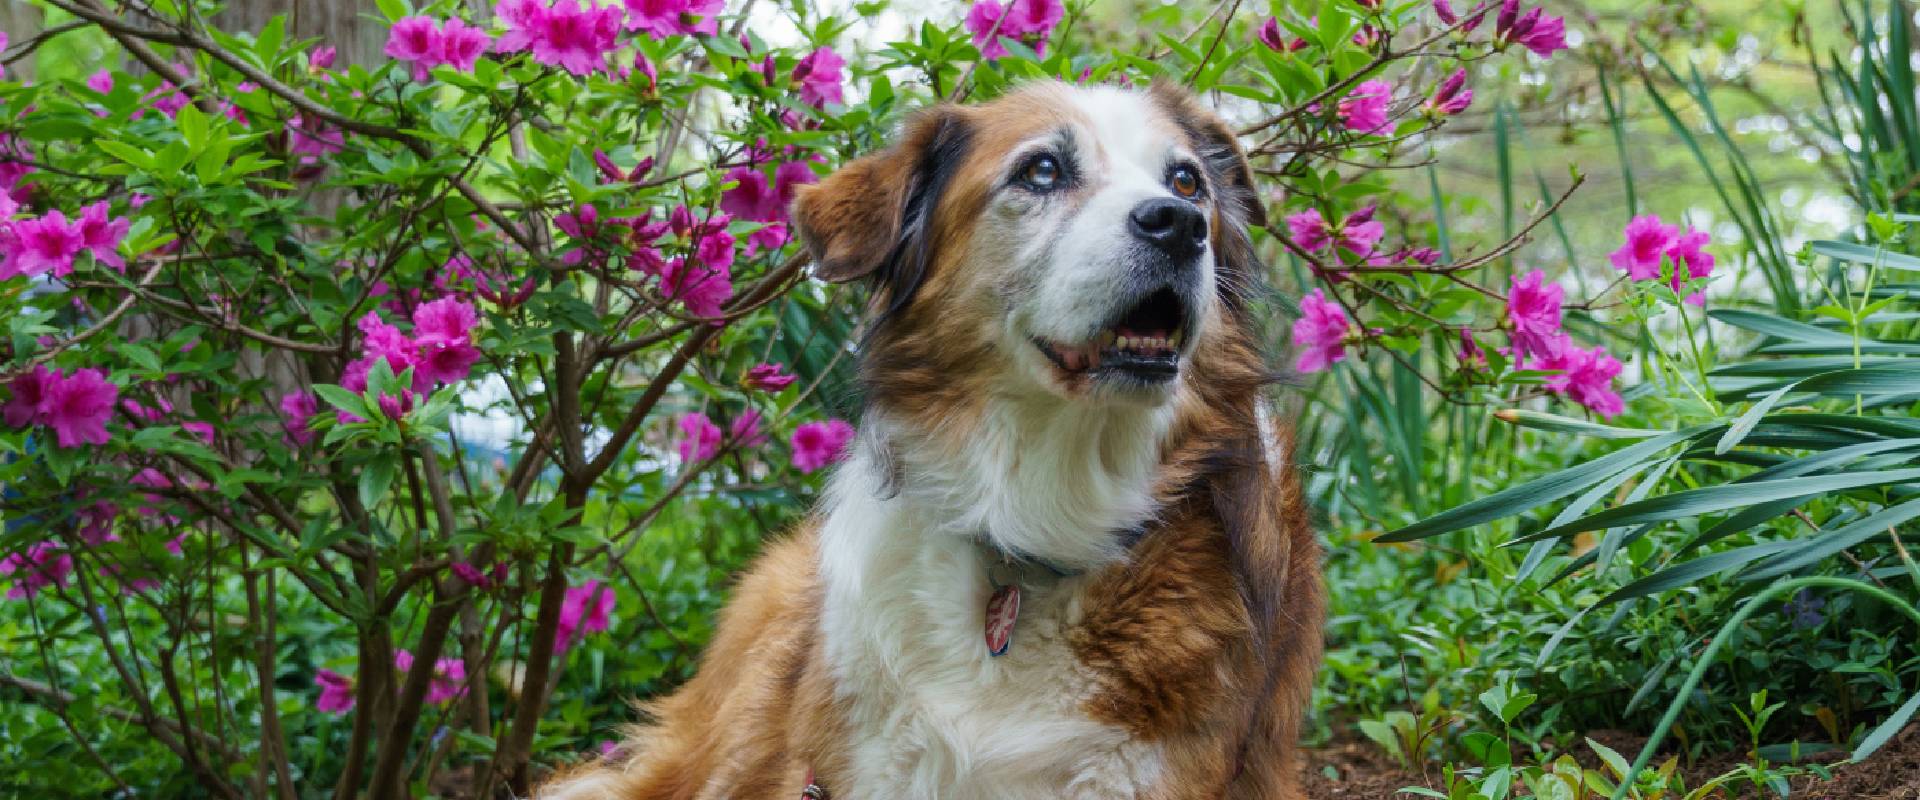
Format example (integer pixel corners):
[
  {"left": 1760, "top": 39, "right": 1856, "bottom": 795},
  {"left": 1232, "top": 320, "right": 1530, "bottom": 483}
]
[{"left": 0, "top": 0, "right": 1763, "bottom": 795}]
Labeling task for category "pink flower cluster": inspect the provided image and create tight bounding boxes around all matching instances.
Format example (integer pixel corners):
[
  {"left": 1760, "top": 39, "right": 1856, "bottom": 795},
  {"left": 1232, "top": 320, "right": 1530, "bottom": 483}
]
[
  {"left": 633, "top": 206, "right": 737, "bottom": 319},
  {"left": 720, "top": 156, "right": 819, "bottom": 255},
  {"left": 965, "top": 0, "right": 1066, "bottom": 60},
  {"left": 555, "top": 579, "right": 616, "bottom": 654},
  {"left": 312, "top": 648, "right": 469, "bottom": 715},
  {"left": 744, "top": 362, "right": 795, "bottom": 392},
  {"left": 1291, "top": 289, "right": 1352, "bottom": 373},
  {"left": 790, "top": 418, "right": 854, "bottom": 473},
  {"left": 2, "top": 542, "right": 73, "bottom": 600},
  {"left": 792, "top": 47, "right": 846, "bottom": 108},
  {"left": 385, "top": 15, "right": 492, "bottom": 81},
  {"left": 1338, "top": 80, "right": 1395, "bottom": 136},
  {"left": 1607, "top": 214, "right": 1715, "bottom": 305},
  {"left": 622, "top": 0, "right": 723, "bottom": 38},
  {"left": 675, "top": 407, "right": 773, "bottom": 462},
  {"left": 1435, "top": 0, "right": 1568, "bottom": 58},
  {"left": 339, "top": 298, "right": 483, "bottom": 421},
  {"left": 1286, "top": 206, "right": 1386, "bottom": 261},
  {"left": 0, "top": 201, "right": 130, "bottom": 280},
  {"left": 1504, "top": 269, "right": 1625, "bottom": 417},
  {"left": 3, "top": 366, "right": 118, "bottom": 448},
  {"left": 495, "top": 0, "right": 624, "bottom": 76},
  {"left": 1425, "top": 69, "right": 1473, "bottom": 117}
]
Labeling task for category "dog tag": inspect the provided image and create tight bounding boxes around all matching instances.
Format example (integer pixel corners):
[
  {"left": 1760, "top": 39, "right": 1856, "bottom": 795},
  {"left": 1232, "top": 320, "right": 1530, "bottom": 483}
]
[{"left": 984, "top": 583, "right": 1020, "bottom": 657}]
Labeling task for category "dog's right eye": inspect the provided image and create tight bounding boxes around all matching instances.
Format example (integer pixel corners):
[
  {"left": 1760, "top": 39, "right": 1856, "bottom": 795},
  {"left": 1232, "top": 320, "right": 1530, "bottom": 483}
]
[{"left": 1018, "top": 155, "right": 1063, "bottom": 191}]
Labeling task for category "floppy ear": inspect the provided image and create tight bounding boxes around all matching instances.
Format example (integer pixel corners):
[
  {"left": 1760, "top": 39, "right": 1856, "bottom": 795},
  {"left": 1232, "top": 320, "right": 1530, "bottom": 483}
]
[
  {"left": 1147, "top": 81, "right": 1267, "bottom": 229},
  {"left": 790, "top": 105, "right": 973, "bottom": 285}
]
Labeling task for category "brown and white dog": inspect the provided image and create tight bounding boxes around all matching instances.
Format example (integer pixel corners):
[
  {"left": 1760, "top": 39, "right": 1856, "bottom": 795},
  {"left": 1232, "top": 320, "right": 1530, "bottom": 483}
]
[{"left": 542, "top": 80, "right": 1323, "bottom": 800}]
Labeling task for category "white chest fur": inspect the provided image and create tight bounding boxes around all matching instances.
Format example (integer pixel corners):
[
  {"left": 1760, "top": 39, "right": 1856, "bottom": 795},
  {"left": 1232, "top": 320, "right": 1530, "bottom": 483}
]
[{"left": 816, "top": 444, "right": 1166, "bottom": 799}]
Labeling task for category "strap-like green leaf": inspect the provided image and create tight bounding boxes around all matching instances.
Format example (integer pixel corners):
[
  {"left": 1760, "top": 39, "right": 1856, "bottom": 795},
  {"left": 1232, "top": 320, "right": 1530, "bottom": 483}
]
[
  {"left": 1810, "top": 239, "right": 1920, "bottom": 272},
  {"left": 1377, "top": 428, "right": 1707, "bottom": 542},
  {"left": 1527, "top": 468, "right": 1920, "bottom": 541},
  {"left": 1743, "top": 497, "right": 1920, "bottom": 580}
]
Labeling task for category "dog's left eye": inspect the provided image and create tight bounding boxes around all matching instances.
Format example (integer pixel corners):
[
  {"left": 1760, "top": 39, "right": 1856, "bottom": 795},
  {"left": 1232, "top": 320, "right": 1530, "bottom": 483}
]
[
  {"left": 1019, "top": 154, "right": 1063, "bottom": 191},
  {"left": 1169, "top": 166, "right": 1202, "bottom": 199}
]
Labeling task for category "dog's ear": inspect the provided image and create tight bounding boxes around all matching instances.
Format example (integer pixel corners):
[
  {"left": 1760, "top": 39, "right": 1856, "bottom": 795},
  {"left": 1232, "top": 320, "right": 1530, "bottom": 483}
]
[
  {"left": 1148, "top": 81, "right": 1266, "bottom": 229},
  {"left": 791, "top": 106, "right": 973, "bottom": 285}
]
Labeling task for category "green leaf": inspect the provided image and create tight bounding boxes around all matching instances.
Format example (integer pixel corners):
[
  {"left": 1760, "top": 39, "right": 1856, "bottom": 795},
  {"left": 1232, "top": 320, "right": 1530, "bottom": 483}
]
[
  {"left": 1707, "top": 309, "right": 1852, "bottom": 343},
  {"left": 1377, "top": 428, "right": 1706, "bottom": 542},
  {"left": 359, "top": 456, "right": 397, "bottom": 508},
  {"left": 1526, "top": 468, "right": 1920, "bottom": 542},
  {"left": 1495, "top": 409, "right": 1663, "bottom": 440},
  {"left": 1744, "top": 497, "right": 1920, "bottom": 580},
  {"left": 1810, "top": 239, "right": 1920, "bottom": 272},
  {"left": 1716, "top": 383, "right": 1797, "bottom": 454},
  {"left": 1854, "top": 690, "right": 1920, "bottom": 761},
  {"left": 1602, "top": 541, "right": 1797, "bottom": 604}
]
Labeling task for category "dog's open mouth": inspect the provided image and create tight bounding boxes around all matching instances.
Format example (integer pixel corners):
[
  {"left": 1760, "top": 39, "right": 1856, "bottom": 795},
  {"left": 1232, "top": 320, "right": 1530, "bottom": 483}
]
[{"left": 1034, "top": 287, "right": 1191, "bottom": 384}]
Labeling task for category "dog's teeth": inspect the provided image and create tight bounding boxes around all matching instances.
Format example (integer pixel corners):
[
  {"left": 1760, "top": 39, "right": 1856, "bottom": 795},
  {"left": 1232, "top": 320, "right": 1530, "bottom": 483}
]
[
  {"left": 1170, "top": 331, "right": 1183, "bottom": 347},
  {"left": 1117, "top": 336, "right": 1131, "bottom": 350},
  {"left": 1099, "top": 330, "right": 1116, "bottom": 347}
]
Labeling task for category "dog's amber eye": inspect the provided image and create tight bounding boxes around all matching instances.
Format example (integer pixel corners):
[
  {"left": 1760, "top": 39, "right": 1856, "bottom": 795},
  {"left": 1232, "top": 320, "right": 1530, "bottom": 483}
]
[
  {"left": 1169, "top": 166, "right": 1202, "bottom": 199},
  {"left": 1020, "top": 155, "right": 1062, "bottom": 190}
]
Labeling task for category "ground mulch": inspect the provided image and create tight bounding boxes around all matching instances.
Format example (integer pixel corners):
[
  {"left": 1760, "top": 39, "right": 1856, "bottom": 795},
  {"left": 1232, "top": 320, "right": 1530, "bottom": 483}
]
[{"left": 1301, "top": 725, "right": 1920, "bottom": 799}]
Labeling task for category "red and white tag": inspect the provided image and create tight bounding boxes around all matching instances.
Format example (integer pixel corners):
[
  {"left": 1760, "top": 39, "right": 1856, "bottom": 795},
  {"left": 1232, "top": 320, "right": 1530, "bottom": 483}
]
[{"left": 984, "top": 583, "right": 1020, "bottom": 657}]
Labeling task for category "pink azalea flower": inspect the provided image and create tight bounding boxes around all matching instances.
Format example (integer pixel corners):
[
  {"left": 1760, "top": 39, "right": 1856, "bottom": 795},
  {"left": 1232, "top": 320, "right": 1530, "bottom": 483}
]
[
  {"left": 288, "top": 114, "right": 346, "bottom": 175},
  {"left": 76, "top": 202, "right": 129, "bottom": 272},
  {"left": 309, "top": 46, "right": 338, "bottom": 73},
  {"left": 1497, "top": 1, "right": 1568, "bottom": 58},
  {"left": 730, "top": 409, "right": 768, "bottom": 448},
  {"left": 624, "top": 0, "right": 723, "bottom": 37},
  {"left": 773, "top": 159, "right": 818, "bottom": 206},
  {"left": 494, "top": 0, "right": 550, "bottom": 52},
  {"left": 693, "top": 220, "right": 737, "bottom": 271},
  {"left": 1608, "top": 214, "right": 1678, "bottom": 281},
  {"left": 359, "top": 312, "right": 418, "bottom": 376},
  {"left": 280, "top": 390, "right": 318, "bottom": 446},
  {"left": 1458, "top": 328, "right": 1488, "bottom": 370},
  {"left": 1256, "top": 18, "right": 1290, "bottom": 51},
  {"left": 1666, "top": 227, "right": 1714, "bottom": 305},
  {"left": 3, "top": 364, "right": 53, "bottom": 428},
  {"left": 1285, "top": 210, "right": 1332, "bottom": 252},
  {"left": 40, "top": 368, "right": 117, "bottom": 448},
  {"left": 385, "top": 16, "right": 442, "bottom": 80},
  {"left": 452, "top": 561, "right": 490, "bottom": 587},
  {"left": 1338, "top": 80, "right": 1395, "bottom": 136},
  {"left": 1336, "top": 205, "right": 1386, "bottom": 257},
  {"left": 744, "top": 362, "right": 796, "bottom": 392},
  {"left": 86, "top": 69, "right": 114, "bottom": 94},
  {"left": 720, "top": 166, "right": 781, "bottom": 222},
  {"left": 744, "top": 222, "right": 789, "bottom": 257},
  {"left": 790, "top": 419, "right": 853, "bottom": 473},
  {"left": 792, "top": 47, "right": 846, "bottom": 108},
  {"left": 966, "top": 0, "right": 1064, "bottom": 59},
  {"left": 677, "top": 411, "right": 722, "bottom": 462},
  {"left": 1291, "top": 289, "right": 1352, "bottom": 373},
  {"left": 437, "top": 17, "right": 493, "bottom": 72},
  {"left": 315, "top": 669, "right": 356, "bottom": 714},
  {"left": 1536, "top": 344, "right": 1625, "bottom": 418},
  {"left": 3, "top": 542, "right": 73, "bottom": 600},
  {"left": 1506, "top": 269, "right": 1565, "bottom": 359},
  {"left": 1425, "top": 68, "right": 1472, "bottom": 116},
  {"left": 7, "top": 211, "right": 84, "bottom": 278},
  {"left": 528, "top": 0, "right": 623, "bottom": 76},
  {"left": 392, "top": 649, "right": 467, "bottom": 705},
  {"left": 413, "top": 296, "right": 479, "bottom": 346},
  {"left": 555, "top": 579, "right": 615, "bottom": 653},
  {"left": 378, "top": 388, "right": 418, "bottom": 421},
  {"left": 660, "top": 257, "right": 733, "bottom": 319}
]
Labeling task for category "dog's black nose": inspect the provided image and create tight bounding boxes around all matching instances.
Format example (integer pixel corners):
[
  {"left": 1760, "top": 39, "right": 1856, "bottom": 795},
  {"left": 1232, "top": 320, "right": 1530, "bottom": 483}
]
[{"left": 1128, "top": 198, "right": 1208, "bottom": 261}]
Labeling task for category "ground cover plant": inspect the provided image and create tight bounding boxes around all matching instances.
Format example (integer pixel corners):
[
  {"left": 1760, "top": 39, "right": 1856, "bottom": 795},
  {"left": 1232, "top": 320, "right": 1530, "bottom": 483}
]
[{"left": 0, "top": 0, "right": 1916, "bottom": 797}]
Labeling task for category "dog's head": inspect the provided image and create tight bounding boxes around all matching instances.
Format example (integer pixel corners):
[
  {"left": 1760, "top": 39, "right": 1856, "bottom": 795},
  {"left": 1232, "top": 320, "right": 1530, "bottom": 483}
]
[{"left": 793, "top": 79, "right": 1265, "bottom": 424}]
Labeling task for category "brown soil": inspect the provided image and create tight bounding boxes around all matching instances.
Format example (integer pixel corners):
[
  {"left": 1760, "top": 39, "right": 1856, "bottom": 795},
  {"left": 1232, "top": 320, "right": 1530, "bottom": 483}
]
[{"left": 1301, "top": 725, "right": 1920, "bottom": 799}]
